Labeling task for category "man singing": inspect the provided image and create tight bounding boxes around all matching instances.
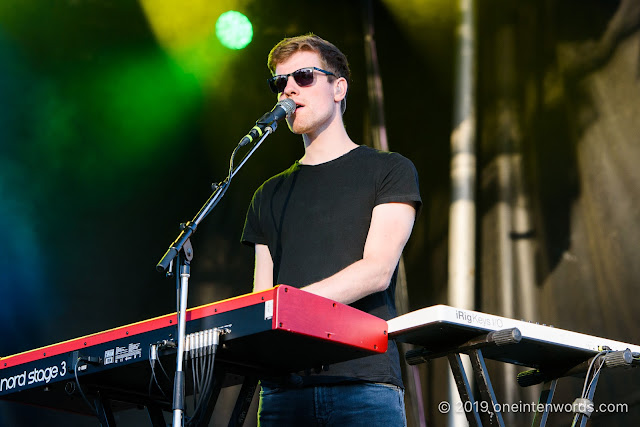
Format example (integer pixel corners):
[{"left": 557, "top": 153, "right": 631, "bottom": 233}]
[{"left": 242, "top": 33, "right": 421, "bottom": 426}]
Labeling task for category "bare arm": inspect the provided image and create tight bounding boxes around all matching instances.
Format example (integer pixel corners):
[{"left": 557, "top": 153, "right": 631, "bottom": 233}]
[
  {"left": 253, "top": 243, "right": 274, "bottom": 292},
  {"left": 301, "top": 202, "right": 416, "bottom": 304},
  {"left": 251, "top": 202, "right": 416, "bottom": 303}
]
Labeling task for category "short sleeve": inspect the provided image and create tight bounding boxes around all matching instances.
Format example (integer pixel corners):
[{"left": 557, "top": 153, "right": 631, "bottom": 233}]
[
  {"left": 374, "top": 153, "right": 422, "bottom": 217},
  {"left": 241, "top": 185, "right": 268, "bottom": 247}
]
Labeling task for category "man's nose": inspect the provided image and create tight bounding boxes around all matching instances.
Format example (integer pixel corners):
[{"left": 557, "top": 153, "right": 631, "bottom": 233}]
[{"left": 281, "top": 75, "right": 299, "bottom": 97}]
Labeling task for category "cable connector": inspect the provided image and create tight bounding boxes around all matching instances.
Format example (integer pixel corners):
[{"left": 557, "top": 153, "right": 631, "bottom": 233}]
[
  {"left": 68, "top": 351, "right": 102, "bottom": 373},
  {"left": 572, "top": 398, "right": 594, "bottom": 418},
  {"left": 161, "top": 339, "right": 177, "bottom": 348},
  {"left": 185, "top": 328, "right": 223, "bottom": 359},
  {"left": 150, "top": 343, "right": 159, "bottom": 368},
  {"left": 83, "top": 356, "right": 102, "bottom": 365},
  {"left": 150, "top": 339, "right": 177, "bottom": 365}
]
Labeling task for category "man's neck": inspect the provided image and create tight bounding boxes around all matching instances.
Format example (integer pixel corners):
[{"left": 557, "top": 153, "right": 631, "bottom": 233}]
[{"left": 299, "top": 122, "right": 358, "bottom": 166}]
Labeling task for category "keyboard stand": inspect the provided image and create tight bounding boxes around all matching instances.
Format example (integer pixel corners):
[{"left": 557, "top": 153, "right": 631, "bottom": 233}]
[
  {"left": 82, "top": 369, "right": 257, "bottom": 427},
  {"left": 406, "top": 328, "right": 635, "bottom": 427},
  {"left": 517, "top": 349, "right": 634, "bottom": 427},
  {"left": 406, "top": 328, "right": 520, "bottom": 427},
  {"left": 406, "top": 328, "right": 521, "bottom": 426},
  {"left": 530, "top": 379, "right": 557, "bottom": 427},
  {"left": 389, "top": 304, "right": 640, "bottom": 427},
  {"left": 83, "top": 387, "right": 169, "bottom": 427}
]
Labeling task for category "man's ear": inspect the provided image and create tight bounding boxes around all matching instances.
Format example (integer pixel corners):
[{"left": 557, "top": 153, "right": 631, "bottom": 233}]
[{"left": 334, "top": 78, "right": 348, "bottom": 101}]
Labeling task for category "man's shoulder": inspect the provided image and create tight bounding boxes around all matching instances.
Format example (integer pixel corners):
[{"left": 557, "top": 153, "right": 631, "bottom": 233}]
[
  {"left": 353, "top": 145, "right": 415, "bottom": 168},
  {"left": 255, "top": 162, "right": 299, "bottom": 193}
]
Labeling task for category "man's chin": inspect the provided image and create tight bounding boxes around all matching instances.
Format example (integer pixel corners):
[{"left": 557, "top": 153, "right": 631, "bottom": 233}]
[
  {"left": 288, "top": 123, "right": 307, "bottom": 135},
  {"left": 287, "top": 116, "right": 310, "bottom": 135}
]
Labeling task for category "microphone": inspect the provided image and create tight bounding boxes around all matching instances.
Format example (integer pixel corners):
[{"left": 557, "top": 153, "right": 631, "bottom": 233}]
[{"left": 239, "top": 98, "right": 297, "bottom": 147}]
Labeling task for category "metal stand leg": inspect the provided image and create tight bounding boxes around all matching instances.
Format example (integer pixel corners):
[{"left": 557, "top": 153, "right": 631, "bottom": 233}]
[
  {"left": 448, "top": 353, "right": 483, "bottom": 427},
  {"left": 147, "top": 404, "right": 167, "bottom": 427},
  {"left": 199, "top": 368, "right": 226, "bottom": 427},
  {"left": 94, "top": 392, "right": 117, "bottom": 427},
  {"left": 531, "top": 379, "right": 557, "bottom": 427},
  {"left": 409, "top": 329, "right": 521, "bottom": 427},
  {"left": 229, "top": 376, "right": 259, "bottom": 427},
  {"left": 468, "top": 349, "right": 506, "bottom": 427}
]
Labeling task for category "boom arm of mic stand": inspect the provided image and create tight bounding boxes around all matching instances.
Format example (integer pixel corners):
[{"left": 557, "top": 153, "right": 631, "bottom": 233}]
[
  {"left": 155, "top": 124, "right": 276, "bottom": 272},
  {"left": 231, "top": 121, "right": 277, "bottom": 179}
]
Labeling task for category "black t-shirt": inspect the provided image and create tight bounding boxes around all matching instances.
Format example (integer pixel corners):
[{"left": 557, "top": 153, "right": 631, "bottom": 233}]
[{"left": 241, "top": 145, "right": 421, "bottom": 387}]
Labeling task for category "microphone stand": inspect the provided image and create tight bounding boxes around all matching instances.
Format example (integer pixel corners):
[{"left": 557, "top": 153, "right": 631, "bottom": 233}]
[{"left": 156, "top": 122, "right": 279, "bottom": 427}]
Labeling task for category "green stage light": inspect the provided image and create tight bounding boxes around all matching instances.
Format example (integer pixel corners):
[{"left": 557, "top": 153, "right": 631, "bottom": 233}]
[{"left": 215, "top": 11, "right": 253, "bottom": 50}]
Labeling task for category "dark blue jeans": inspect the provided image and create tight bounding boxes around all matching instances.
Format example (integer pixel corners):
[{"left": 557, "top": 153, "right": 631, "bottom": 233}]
[{"left": 257, "top": 382, "right": 406, "bottom": 426}]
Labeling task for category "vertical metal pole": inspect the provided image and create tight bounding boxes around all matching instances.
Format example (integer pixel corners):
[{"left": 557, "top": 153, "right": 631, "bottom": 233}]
[
  {"left": 448, "top": 0, "right": 476, "bottom": 425},
  {"left": 494, "top": 22, "right": 539, "bottom": 418},
  {"left": 172, "top": 262, "right": 190, "bottom": 427},
  {"left": 362, "top": 0, "right": 389, "bottom": 152},
  {"left": 449, "top": 0, "right": 477, "bottom": 310}
]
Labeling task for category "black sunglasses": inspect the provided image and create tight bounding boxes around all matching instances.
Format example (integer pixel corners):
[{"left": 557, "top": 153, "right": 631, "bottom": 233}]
[{"left": 267, "top": 67, "right": 336, "bottom": 94}]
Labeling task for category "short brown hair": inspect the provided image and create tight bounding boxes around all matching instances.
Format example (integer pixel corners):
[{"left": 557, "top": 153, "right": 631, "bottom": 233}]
[{"left": 268, "top": 33, "right": 350, "bottom": 113}]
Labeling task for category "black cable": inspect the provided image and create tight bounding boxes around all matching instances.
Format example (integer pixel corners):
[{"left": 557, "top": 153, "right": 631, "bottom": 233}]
[
  {"left": 149, "top": 360, "right": 168, "bottom": 399},
  {"left": 149, "top": 346, "right": 158, "bottom": 397},
  {"left": 194, "top": 347, "right": 209, "bottom": 421},
  {"left": 157, "top": 352, "right": 172, "bottom": 382},
  {"left": 229, "top": 144, "right": 241, "bottom": 176},
  {"left": 199, "top": 346, "right": 206, "bottom": 391},
  {"left": 148, "top": 363, "right": 154, "bottom": 397},
  {"left": 190, "top": 354, "right": 198, "bottom": 413},
  {"left": 194, "top": 350, "right": 201, "bottom": 400},
  {"left": 193, "top": 350, "right": 202, "bottom": 414},
  {"left": 184, "top": 352, "right": 195, "bottom": 425},
  {"left": 186, "top": 351, "right": 203, "bottom": 426},
  {"left": 73, "top": 357, "right": 98, "bottom": 416},
  {"left": 147, "top": 342, "right": 172, "bottom": 401},
  {"left": 187, "top": 345, "right": 218, "bottom": 427}
]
